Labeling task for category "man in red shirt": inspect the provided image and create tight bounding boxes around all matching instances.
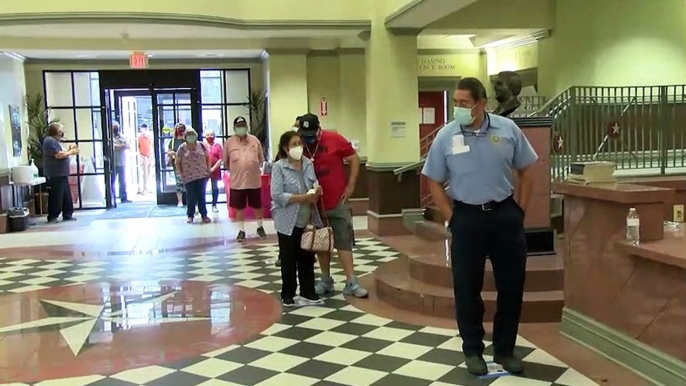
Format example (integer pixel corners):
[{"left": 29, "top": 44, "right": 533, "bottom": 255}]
[
  {"left": 137, "top": 123, "right": 153, "bottom": 195},
  {"left": 297, "top": 113, "right": 367, "bottom": 298}
]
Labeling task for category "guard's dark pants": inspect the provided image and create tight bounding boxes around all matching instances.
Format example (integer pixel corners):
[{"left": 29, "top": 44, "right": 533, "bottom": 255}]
[
  {"left": 111, "top": 166, "right": 128, "bottom": 202},
  {"left": 448, "top": 196, "right": 527, "bottom": 357}
]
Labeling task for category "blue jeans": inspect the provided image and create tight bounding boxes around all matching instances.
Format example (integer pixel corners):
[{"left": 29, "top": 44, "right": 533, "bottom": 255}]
[{"left": 185, "top": 178, "right": 208, "bottom": 218}]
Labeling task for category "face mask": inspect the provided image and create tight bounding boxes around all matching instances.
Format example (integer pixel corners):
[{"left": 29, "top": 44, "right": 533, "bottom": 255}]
[
  {"left": 453, "top": 106, "right": 475, "bottom": 126},
  {"left": 176, "top": 129, "right": 185, "bottom": 137},
  {"left": 186, "top": 135, "right": 198, "bottom": 144},
  {"left": 301, "top": 134, "right": 317, "bottom": 144},
  {"left": 235, "top": 127, "right": 248, "bottom": 136},
  {"left": 288, "top": 146, "right": 303, "bottom": 160},
  {"left": 206, "top": 137, "right": 215, "bottom": 144}
]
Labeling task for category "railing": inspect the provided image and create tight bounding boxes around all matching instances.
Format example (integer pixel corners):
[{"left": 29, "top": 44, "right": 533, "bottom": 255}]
[{"left": 533, "top": 85, "right": 686, "bottom": 180}]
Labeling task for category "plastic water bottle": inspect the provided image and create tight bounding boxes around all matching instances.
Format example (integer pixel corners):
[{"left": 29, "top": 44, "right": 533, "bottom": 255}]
[{"left": 626, "top": 208, "right": 640, "bottom": 245}]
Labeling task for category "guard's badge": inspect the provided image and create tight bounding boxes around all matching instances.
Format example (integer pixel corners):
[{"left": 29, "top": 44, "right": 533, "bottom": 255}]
[{"left": 490, "top": 135, "right": 500, "bottom": 143}]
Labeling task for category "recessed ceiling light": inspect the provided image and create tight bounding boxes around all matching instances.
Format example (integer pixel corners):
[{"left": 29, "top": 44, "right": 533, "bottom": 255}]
[{"left": 147, "top": 54, "right": 154, "bottom": 58}]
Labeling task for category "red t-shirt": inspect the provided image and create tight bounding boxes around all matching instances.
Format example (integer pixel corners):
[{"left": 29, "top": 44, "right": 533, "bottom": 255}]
[{"left": 303, "top": 131, "right": 356, "bottom": 211}]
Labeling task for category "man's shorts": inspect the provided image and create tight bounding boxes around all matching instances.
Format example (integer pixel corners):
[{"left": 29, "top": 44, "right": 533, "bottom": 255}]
[
  {"left": 325, "top": 202, "right": 354, "bottom": 251},
  {"left": 229, "top": 188, "right": 262, "bottom": 210}
]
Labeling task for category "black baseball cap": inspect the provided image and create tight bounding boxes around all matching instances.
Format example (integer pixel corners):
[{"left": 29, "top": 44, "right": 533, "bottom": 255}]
[
  {"left": 233, "top": 116, "right": 247, "bottom": 126},
  {"left": 298, "top": 113, "right": 320, "bottom": 134}
]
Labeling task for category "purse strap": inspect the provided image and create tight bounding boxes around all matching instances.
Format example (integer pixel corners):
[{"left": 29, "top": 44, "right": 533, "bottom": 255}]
[{"left": 308, "top": 197, "right": 329, "bottom": 227}]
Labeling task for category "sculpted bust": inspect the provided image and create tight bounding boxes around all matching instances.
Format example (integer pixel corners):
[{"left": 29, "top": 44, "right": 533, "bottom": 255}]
[{"left": 492, "top": 71, "right": 522, "bottom": 117}]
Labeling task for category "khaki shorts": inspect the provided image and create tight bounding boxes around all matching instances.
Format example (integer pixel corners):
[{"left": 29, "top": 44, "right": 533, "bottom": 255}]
[{"left": 325, "top": 202, "right": 354, "bottom": 251}]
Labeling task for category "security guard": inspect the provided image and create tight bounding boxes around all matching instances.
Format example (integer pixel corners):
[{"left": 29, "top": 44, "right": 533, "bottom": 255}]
[{"left": 422, "top": 78, "right": 537, "bottom": 376}]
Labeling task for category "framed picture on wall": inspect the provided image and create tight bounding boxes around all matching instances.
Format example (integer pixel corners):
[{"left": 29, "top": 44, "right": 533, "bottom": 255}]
[{"left": 9, "top": 105, "right": 21, "bottom": 158}]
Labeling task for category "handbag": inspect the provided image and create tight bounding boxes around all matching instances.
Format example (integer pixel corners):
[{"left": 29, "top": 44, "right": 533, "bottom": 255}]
[{"left": 300, "top": 199, "right": 334, "bottom": 253}]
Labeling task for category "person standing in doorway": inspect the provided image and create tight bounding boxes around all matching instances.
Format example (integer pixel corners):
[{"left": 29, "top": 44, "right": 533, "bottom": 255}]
[
  {"left": 223, "top": 116, "right": 266, "bottom": 241},
  {"left": 167, "top": 123, "right": 186, "bottom": 207},
  {"left": 422, "top": 78, "right": 538, "bottom": 376},
  {"left": 297, "top": 113, "right": 367, "bottom": 298},
  {"left": 176, "top": 128, "right": 212, "bottom": 224},
  {"left": 111, "top": 122, "right": 131, "bottom": 204},
  {"left": 204, "top": 130, "right": 223, "bottom": 213},
  {"left": 137, "top": 123, "right": 153, "bottom": 195},
  {"left": 43, "top": 123, "right": 78, "bottom": 223}
]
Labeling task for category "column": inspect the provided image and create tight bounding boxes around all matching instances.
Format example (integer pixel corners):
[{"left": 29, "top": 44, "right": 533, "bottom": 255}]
[
  {"left": 364, "top": 4, "right": 421, "bottom": 236},
  {"left": 265, "top": 52, "right": 308, "bottom": 160},
  {"left": 539, "top": 0, "right": 686, "bottom": 95}
]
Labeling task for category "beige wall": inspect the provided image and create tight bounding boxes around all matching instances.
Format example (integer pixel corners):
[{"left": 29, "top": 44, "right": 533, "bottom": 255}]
[{"left": 0, "top": 56, "right": 27, "bottom": 170}]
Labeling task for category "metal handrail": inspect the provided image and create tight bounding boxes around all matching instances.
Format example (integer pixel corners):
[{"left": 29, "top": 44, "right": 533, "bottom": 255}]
[
  {"left": 393, "top": 156, "right": 427, "bottom": 175},
  {"left": 528, "top": 89, "right": 570, "bottom": 117}
]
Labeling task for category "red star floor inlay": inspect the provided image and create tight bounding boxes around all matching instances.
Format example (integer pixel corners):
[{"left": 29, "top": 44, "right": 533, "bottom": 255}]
[{"left": 0, "top": 280, "right": 281, "bottom": 383}]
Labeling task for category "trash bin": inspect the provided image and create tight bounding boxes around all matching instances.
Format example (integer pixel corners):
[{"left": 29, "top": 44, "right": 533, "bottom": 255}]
[{"left": 8, "top": 208, "right": 29, "bottom": 233}]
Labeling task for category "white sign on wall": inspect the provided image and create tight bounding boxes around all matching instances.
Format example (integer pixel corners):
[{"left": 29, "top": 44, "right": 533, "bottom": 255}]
[{"left": 390, "top": 121, "right": 407, "bottom": 138}]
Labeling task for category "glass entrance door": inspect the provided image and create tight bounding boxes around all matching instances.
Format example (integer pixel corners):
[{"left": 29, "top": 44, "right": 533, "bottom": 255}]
[{"left": 152, "top": 88, "right": 200, "bottom": 205}]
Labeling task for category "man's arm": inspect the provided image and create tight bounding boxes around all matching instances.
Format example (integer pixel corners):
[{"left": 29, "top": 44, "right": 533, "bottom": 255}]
[
  {"left": 421, "top": 131, "right": 451, "bottom": 220},
  {"left": 512, "top": 125, "right": 539, "bottom": 212},
  {"left": 342, "top": 153, "right": 360, "bottom": 201},
  {"left": 516, "top": 166, "right": 535, "bottom": 211},
  {"left": 223, "top": 140, "right": 231, "bottom": 170}
]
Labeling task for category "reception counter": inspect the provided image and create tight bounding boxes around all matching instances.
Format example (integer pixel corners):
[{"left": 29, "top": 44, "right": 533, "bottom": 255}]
[{"left": 553, "top": 182, "right": 686, "bottom": 386}]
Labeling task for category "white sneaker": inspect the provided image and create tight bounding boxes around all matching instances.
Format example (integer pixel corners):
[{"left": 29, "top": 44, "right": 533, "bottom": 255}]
[{"left": 296, "top": 296, "right": 325, "bottom": 306}]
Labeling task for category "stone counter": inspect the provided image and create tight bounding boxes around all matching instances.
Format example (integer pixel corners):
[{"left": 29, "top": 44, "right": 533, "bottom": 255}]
[{"left": 553, "top": 182, "right": 686, "bottom": 386}]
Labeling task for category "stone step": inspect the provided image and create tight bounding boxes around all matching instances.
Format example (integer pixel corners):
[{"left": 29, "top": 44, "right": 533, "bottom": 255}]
[
  {"left": 409, "top": 253, "right": 564, "bottom": 292},
  {"left": 374, "top": 257, "right": 563, "bottom": 323}
]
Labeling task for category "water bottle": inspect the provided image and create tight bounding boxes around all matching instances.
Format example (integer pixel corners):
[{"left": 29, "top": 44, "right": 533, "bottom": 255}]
[{"left": 626, "top": 208, "right": 640, "bottom": 245}]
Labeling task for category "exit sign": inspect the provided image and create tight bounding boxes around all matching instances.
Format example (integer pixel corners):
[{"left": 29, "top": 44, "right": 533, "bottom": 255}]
[{"left": 129, "top": 52, "right": 148, "bottom": 69}]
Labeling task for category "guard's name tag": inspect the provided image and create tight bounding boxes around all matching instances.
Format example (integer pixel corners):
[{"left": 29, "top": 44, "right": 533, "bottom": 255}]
[{"left": 452, "top": 135, "right": 470, "bottom": 154}]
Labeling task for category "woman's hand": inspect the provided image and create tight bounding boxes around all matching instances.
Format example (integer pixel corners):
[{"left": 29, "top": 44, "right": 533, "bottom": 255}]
[{"left": 305, "top": 193, "right": 319, "bottom": 204}]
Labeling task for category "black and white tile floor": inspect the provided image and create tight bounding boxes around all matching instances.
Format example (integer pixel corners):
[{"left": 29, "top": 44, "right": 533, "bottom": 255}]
[{"left": 0, "top": 239, "right": 598, "bottom": 386}]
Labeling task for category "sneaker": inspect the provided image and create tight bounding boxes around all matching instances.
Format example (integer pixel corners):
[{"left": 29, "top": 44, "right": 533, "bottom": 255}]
[
  {"left": 121, "top": 199, "right": 132, "bottom": 203},
  {"left": 343, "top": 277, "right": 369, "bottom": 298},
  {"left": 274, "top": 258, "right": 281, "bottom": 267},
  {"left": 212, "top": 205, "right": 218, "bottom": 213},
  {"left": 201, "top": 216, "right": 212, "bottom": 224},
  {"left": 186, "top": 217, "right": 194, "bottom": 224},
  {"left": 236, "top": 230, "right": 246, "bottom": 242},
  {"left": 47, "top": 218, "right": 59, "bottom": 224},
  {"left": 494, "top": 355, "right": 523, "bottom": 374},
  {"left": 282, "top": 298, "right": 297, "bottom": 308},
  {"left": 465, "top": 355, "right": 488, "bottom": 375},
  {"left": 177, "top": 202, "right": 184, "bottom": 207},
  {"left": 62, "top": 217, "right": 77, "bottom": 222},
  {"left": 256, "top": 226, "right": 267, "bottom": 239},
  {"left": 315, "top": 276, "right": 335, "bottom": 296},
  {"left": 298, "top": 296, "right": 324, "bottom": 306}
]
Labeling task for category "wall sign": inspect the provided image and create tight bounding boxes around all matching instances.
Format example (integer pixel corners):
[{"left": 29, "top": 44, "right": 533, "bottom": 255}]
[{"left": 390, "top": 121, "right": 407, "bottom": 138}]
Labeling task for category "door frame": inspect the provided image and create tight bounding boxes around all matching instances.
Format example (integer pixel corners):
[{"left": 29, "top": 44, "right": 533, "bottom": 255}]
[{"left": 98, "top": 69, "right": 202, "bottom": 207}]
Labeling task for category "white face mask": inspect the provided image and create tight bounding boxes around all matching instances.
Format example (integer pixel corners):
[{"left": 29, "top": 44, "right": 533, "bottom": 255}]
[{"left": 288, "top": 146, "right": 303, "bottom": 160}]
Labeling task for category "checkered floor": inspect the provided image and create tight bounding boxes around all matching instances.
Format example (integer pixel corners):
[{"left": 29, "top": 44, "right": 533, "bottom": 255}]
[{"left": 0, "top": 239, "right": 598, "bottom": 386}]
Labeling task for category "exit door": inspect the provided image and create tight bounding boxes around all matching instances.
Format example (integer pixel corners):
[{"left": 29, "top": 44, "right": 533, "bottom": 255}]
[{"left": 419, "top": 91, "right": 447, "bottom": 153}]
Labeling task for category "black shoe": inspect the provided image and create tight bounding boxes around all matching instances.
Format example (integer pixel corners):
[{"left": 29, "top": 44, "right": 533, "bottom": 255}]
[
  {"left": 464, "top": 355, "right": 488, "bottom": 376},
  {"left": 47, "top": 218, "right": 59, "bottom": 224},
  {"left": 121, "top": 199, "right": 132, "bottom": 203},
  {"left": 62, "top": 217, "right": 77, "bottom": 222},
  {"left": 282, "top": 298, "right": 296, "bottom": 307},
  {"left": 236, "top": 230, "right": 246, "bottom": 242},
  {"left": 257, "top": 226, "right": 267, "bottom": 239},
  {"left": 494, "top": 355, "right": 523, "bottom": 374},
  {"left": 275, "top": 258, "right": 281, "bottom": 267}
]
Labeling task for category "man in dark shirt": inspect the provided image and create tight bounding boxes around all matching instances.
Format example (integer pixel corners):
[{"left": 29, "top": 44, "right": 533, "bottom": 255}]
[{"left": 42, "top": 123, "right": 78, "bottom": 223}]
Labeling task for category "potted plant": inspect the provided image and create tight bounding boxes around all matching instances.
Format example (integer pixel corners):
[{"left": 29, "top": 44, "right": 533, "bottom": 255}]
[
  {"left": 247, "top": 89, "right": 268, "bottom": 157},
  {"left": 25, "top": 94, "right": 59, "bottom": 174}
]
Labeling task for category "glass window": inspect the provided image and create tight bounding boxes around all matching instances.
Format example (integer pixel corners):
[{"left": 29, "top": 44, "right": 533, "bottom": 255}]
[
  {"left": 76, "top": 109, "right": 98, "bottom": 141},
  {"left": 49, "top": 109, "right": 76, "bottom": 140},
  {"left": 74, "top": 72, "right": 99, "bottom": 107},
  {"left": 225, "top": 105, "right": 251, "bottom": 130},
  {"left": 202, "top": 106, "right": 223, "bottom": 136},
  {"left": 225, "top": 70, "right": 250, "bottom": 104},
  {"left": 201, "top": 70, "right": 223, "bottom": 104},
  {"left": 45, "top": 72, "right": 74, "bottom": 107}
]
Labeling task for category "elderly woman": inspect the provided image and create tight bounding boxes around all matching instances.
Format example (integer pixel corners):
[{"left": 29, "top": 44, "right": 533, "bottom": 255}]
[
  {"left": 175, "top": 128, "right": 212, "bottom": 224},
  {"left": 167, "top": 123, "right": 187, "bottom": 207},
  {"left": 271, "top": 130, "right": 323, "bottom": 307},
  {"left": 204, "top": 130, "right": 223, "bottom": 212}
]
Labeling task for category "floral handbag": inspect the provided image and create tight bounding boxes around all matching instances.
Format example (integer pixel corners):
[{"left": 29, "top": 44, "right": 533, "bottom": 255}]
[{"left": 300, "top": 200, "right": 334, "bottom": 253}]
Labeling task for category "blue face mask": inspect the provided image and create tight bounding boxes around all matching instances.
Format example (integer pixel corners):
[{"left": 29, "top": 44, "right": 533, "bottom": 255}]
[
  {"left": 301, "top": 134, "right": 317, "bottom": 144},
  {"left": 453, "top": 106, "right": 475, "bottom": 126}
]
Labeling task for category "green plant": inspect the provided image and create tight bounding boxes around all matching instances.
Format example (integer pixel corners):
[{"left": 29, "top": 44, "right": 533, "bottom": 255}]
[
  {"left": 247, "top": 89, "right": 268, "bottom": 148},
  {"left": 25, "top": 94, "right": 58, "bottom": 170}
]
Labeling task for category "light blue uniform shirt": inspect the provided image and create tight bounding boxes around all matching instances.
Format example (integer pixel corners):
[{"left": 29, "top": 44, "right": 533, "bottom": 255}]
[
  {"left": 271, "top": 157, "right": 323, "bottom": 236},
  {"left": 422, "top": 113, "right": 538, "bottom": 205}
]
